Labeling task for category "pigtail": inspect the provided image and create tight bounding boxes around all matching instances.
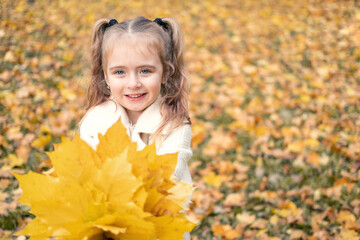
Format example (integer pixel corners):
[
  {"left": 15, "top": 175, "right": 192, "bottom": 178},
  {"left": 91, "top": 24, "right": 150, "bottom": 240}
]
[
  {"left": 162, "top": 18, "right": 185, "bottom": 76},
  {"left": 153, "top": 17, "right": 191, "bottom": 139},
  {"left": 87, "top": 18, "right": 112, "bottom": 110}
]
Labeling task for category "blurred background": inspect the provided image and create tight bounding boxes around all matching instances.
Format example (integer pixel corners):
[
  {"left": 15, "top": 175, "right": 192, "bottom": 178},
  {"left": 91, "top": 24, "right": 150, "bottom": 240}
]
[{"left": 1, "top": 0, "right": 359, "bottom": 239}]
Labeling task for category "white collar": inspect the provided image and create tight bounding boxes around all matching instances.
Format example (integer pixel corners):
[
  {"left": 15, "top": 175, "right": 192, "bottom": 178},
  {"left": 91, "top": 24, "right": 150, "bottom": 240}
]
[{"left": 114, "top": 96, "right": 165, "bottom": 135}]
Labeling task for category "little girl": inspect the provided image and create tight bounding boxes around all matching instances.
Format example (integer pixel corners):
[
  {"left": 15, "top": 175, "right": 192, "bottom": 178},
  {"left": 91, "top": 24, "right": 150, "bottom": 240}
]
[{"left": 79, "top": 16, "right": 193, "bottom": 239}]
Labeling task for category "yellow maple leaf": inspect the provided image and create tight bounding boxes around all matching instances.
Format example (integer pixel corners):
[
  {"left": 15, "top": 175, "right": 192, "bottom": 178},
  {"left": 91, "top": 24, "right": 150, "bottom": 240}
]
[
  {"left": 287, "top": 141, "right": 304, "bottom": 153},
  {"left": 338, "top": 229, "right": 360, "bottom": 240},
  {"left": 274, "top": 200, "right": 300, "bottom": 218},
  {"left": 191, "top": 124, "right": 205, "bottom": 148},
  {"left": 6, "top": 154, "right": 26, "bottom": 168},
  {"left": 31, "top": 134, "right": 51, "bottom": 148},
  {"left": 13, "top": 119, "right": 196, "bottom": 240},
  {"left": 203, "top": 171, "right": 223, "bottom": 187},
  {"left": 336, "top": 211, "right": 356, "bottom": 229}
]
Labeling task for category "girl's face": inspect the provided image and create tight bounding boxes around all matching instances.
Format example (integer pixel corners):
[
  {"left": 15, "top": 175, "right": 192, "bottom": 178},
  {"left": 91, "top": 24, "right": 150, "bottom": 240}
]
[{"left": 105, "top": 41, "right": 163, "bottom": 124}]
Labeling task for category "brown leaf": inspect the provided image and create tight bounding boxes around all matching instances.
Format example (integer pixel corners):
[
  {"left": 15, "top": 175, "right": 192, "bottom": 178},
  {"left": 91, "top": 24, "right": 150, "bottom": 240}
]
[
  {"left": 236, "top": 212, "right": 256, "bottom": 226},
  {"left": 288, "top": 229, "right": 306, "bottom": 239},
  {"left": 250, "top": 218, "right": 267, "bottom": 229},
  {"left": 224, "top": 193, "right": 245, "bottom": 207}
]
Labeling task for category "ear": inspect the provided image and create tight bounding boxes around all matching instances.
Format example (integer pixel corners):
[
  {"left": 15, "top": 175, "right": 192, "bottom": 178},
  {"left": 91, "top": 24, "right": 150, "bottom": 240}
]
[
  {"left": 162, "top": 66, "right": 170, "bottom": 84},
  {"left": 162, "top": 75, "right": 168, "bottom": 84},
  {"left": 104, "top": 71, "right": 109, "bottom": 85}
]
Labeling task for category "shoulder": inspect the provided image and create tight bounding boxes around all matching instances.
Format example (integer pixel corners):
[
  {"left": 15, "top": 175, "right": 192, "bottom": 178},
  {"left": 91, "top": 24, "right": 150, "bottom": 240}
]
[
  {"left": 81, "top": 101, "right": 118, "bottom": 122},
  {"left": 168, "top": 122, "right": 192, "bottom": 138},
  {"left": 79, "top": 100, "right": 121, "bottom": 136},
  {"left": 159, "top": 123, "right": 192, "bottom": 150},
  {"left": 170, "top": 123, "right": 192, "bottom": 140}
]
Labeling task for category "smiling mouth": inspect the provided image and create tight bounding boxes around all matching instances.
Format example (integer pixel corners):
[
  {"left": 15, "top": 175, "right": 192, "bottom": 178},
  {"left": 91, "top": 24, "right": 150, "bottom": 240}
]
[{"left": 126, "top": 93, "right": 146, "bottom": 98}]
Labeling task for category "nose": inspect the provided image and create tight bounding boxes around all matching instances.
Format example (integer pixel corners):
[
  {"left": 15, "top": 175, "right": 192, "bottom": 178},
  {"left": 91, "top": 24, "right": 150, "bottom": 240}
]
[{"left": 127, "top": 73, "right": 141, "bottom": 88}]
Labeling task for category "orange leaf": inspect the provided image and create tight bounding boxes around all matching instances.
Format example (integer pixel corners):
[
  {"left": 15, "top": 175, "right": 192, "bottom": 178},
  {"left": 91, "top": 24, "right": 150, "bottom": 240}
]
[{"left": 307, "top": 151, "right": 320, "bottom": 167}]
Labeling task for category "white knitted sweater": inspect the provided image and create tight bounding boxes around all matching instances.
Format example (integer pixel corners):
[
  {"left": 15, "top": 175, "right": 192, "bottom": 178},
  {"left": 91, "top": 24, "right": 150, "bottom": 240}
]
[{"left": 79, "top": 97, "right": 193, "bottom": 239}]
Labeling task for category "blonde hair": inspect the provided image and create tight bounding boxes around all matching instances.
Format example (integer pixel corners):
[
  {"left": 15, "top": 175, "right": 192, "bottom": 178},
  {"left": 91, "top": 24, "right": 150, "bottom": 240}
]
[{"left": 87, "top": 16, "right": 190, "bottom": 138}]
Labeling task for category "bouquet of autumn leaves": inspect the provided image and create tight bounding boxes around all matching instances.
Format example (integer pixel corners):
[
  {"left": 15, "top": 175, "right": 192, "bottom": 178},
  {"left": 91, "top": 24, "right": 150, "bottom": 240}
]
[{"left": 13, "top": 120, "right": 196, "bottom": 240}]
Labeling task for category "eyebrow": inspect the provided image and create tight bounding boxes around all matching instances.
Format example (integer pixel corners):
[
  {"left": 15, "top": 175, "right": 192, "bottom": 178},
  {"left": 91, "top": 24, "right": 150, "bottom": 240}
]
[{"left": 109, "top": 65, "right": 156, "bottom": 71}]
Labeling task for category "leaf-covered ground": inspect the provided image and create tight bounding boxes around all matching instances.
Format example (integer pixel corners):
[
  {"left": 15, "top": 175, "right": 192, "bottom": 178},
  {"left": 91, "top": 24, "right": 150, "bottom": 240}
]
[{"left": 1, "top": 0, "right": 360, "bottom": 239}]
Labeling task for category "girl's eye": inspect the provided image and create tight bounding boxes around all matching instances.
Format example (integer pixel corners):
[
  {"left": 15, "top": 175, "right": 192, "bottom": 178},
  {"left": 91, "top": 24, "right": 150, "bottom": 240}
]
[
  {"left": 115, "top": 70, "right": 125, "bottom": 75},
  {"left": 140, "top": 69, "right": 151, "bottom": 74}
]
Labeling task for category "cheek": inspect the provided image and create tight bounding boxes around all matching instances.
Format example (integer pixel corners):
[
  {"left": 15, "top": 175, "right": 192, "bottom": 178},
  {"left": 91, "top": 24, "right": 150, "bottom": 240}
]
[
  {"left": 148, "top": 80, "right": 162, "bottom": 92},
  {"left": 108, "top": 80, "right": 124, "bottom": 91}
]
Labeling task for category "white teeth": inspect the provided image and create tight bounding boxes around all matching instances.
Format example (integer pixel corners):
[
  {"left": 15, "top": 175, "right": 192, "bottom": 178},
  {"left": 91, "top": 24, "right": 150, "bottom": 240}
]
[{"left": 128, "top": 94, "right": 143, "bottom": 98}]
